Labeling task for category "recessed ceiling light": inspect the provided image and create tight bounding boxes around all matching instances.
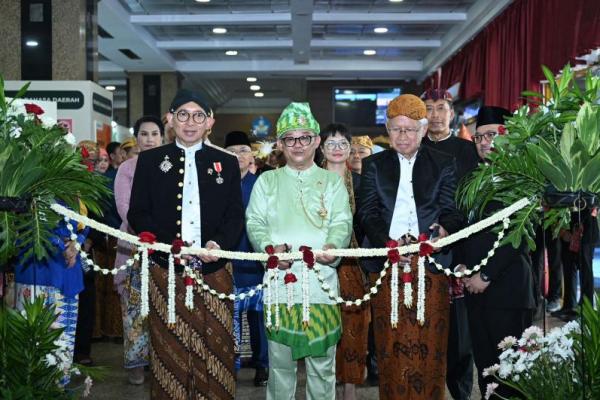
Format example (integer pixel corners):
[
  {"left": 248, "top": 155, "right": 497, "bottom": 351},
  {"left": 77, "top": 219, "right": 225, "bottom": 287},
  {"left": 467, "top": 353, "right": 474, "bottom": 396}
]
[
  {"left": 389, "top": 0, "right": 403, "bottom": 2},
  {"left": 225, "top": 50, "right": 238, "bottom": 56},
  {"left": 250, "top": 85, "right": 261, "bottom": 91},
  {"left": 25, "top": 40, "right": 38, "bottom": 47},
  {"left": 105, "top": 85, "right": 116, "bottom": 91},
  {"left": 195, "top": 0, "right": 210, "bottom": 2},
  {"left": 254, "top": 92, "right": 264, "bottom": 98},
  {"left": 246, "top": 77, "right": 258, "bottom": 82},
  {"left": 374, "top": 27, "right": 388, "bottom": 34},
  {"left": 363, "top": 49, "right": 377, "bottom": 56},
  {"left": 212, "top": 27, "right": 227, "bottom": 34}
]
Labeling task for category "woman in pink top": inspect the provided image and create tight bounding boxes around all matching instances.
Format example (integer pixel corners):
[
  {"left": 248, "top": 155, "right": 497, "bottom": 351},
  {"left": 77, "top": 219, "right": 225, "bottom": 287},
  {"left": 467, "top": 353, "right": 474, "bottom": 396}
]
[{"left": 114, "top": 116, "right": 164, "bottom": 385}]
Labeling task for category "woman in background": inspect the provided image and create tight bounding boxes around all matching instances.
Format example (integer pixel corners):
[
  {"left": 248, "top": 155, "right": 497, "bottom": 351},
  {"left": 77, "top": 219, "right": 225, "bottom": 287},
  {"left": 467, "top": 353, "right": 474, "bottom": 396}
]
[
  {"left": 320, "top": 123, "right": 370, "bottom": 400},
  {"left": 114, "top": 116, "right": 164, "bottom": 385}
]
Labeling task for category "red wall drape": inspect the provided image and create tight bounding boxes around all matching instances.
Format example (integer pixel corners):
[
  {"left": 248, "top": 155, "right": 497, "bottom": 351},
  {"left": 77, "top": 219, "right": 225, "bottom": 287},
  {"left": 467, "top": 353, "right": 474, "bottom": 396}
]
[{"left": 424, "top": 0, "right": 600, "bottom": 109}]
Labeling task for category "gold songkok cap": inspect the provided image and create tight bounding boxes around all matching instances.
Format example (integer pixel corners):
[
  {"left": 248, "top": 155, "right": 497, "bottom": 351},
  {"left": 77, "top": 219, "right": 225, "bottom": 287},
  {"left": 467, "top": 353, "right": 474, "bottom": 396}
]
[
  {"left": 351, "top": 135, "right": 374, "bottom": 149},
  {"left": 386, "top": 94, "right": 427, "bottom": 121}
]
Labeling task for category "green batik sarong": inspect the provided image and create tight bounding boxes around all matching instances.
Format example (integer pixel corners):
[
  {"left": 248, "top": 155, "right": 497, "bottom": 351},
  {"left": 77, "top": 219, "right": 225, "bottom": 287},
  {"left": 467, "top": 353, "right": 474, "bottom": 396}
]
[{"left": 266, "top": 303, "right": 341, "bottom": 360}]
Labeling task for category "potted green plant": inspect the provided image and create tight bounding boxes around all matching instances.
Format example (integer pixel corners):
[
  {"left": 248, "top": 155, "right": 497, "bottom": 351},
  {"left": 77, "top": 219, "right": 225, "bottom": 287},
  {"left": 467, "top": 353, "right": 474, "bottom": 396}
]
[
  {"left": 459, "top": 64, "right": 600, "bottom": 249},
  {"left": 0, "top": 76, "right": 109, "bottom": 265}
]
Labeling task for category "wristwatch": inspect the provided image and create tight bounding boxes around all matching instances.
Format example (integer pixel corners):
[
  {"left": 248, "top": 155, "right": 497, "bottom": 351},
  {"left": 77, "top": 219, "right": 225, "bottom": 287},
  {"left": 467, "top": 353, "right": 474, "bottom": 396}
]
[{"left": 480, "top": 271, "right": 491, "bottom": 282}]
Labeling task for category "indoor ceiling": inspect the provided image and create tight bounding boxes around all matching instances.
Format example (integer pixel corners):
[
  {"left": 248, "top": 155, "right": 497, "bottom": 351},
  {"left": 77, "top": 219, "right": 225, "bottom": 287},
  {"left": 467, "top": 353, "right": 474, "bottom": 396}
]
[{"left": 97, "top": 0, "right": 512, "bottom": 113}]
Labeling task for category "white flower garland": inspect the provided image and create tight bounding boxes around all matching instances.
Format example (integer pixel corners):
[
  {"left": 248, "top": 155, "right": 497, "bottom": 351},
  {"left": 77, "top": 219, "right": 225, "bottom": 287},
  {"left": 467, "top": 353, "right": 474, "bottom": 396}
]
[
  {"left": 140, "top": 248, "right": 149, "bottom": 317},
  {"left": 286, "top": 277, "right": 294, "bottom": 311},
  {"left": 416, "top": 256, "right": 426, "bottom": 325},
  {"left": 302, "top": 265, "right": 310, "bottom": 326},
  {"left": 167, "top": 254, "right": 176, "bottom": 325},
  {"left": 265, "top": 269, "right": 274, "bottom": 329},
  {"left": 390, "top": 261, "right": 399, "bottom": 328},
  {"left": 53, "top": 201, "right": 522, "bottom": 327},
  {"left": 403, "top": 263, "right": 413, "bottom": 308},
  {"left": 185, "top": 279, "right": 194, "bottom": 310},
  {"left": 51, "top": 197, "right": 528, "bottom": 263}
]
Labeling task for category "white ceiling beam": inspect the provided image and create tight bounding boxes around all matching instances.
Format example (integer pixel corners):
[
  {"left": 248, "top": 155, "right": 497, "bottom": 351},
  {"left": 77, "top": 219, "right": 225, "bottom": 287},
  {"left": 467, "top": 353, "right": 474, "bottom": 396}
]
[
  {"left": 312, "top": 39, "right": 440, "bottom": 49},
  {"left": 156, "top": 38, "right": 440, "bottom": 50},
  {"left": 420, "top": 0, "right": 513, "bottom": 80},
  {"left": 156, "top": 39, "right": 293, "bottom": 50},
  {"left": 290, "top": 0, "right": 312, "bottom": 64},
  {"left": 131, "top": 12, "right": 466, "bottom": 26},
  {"left": 312, "top": 12, "right": 467, "bottom": 24},
  {"left": 176, "top": 59, "right": 422, "bottom": 73},
  {"left": 130, "top": 13, "right": 291, "bottom": 26}
]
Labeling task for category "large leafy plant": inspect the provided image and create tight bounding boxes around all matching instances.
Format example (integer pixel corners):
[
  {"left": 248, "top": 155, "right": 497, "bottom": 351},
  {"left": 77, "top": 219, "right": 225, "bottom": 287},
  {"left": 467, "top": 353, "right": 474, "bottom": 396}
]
[
  {"left": 459, "top": 64, "right": 600, "bottom": 249},
  {"left": 0, "top": 76, "right": 109, "bottom": 265},
  {"left": 0, "top": 297, "right": 102, "bottom": 399}
]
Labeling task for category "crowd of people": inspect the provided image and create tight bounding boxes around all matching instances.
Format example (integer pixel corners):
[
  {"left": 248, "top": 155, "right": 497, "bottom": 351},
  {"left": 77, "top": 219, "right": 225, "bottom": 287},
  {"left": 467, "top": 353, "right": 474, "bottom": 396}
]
[{"left": 3, "top": 86, "right": 598, "bottom": 400}]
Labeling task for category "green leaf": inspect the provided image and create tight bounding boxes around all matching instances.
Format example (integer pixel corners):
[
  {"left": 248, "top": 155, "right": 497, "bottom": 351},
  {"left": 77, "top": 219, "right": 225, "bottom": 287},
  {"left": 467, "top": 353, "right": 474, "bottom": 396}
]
[
  {"left": 581, "top": 151, "right": 600, "bottom": 193},
  {"left": 526, "top": 141, "right": 569, "bottom": 190},
  {"left": 560, "top": 123, "right": 576, "bottom": 166},
  {"left": 570, "top": 139, "right": 590, "bottom": 189},
  {"left": 576, "top": 102, "right": 600, "bottom": 156}
]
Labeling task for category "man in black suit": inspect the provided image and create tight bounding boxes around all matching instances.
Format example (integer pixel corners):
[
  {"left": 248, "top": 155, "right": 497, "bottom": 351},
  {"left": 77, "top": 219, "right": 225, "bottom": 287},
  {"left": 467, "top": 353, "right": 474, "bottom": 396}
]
[
  {"left": 358, "top": 94, "right": 464, "bottom": 400},
  {"left": 128, "top": 89, "right": 244, "bottom": 400},
  {"left": 458, "top": 106, "right": 535, "bottom": 398},
  {"left": 421, "top": 89, "right": 478, "bottom": 400}
]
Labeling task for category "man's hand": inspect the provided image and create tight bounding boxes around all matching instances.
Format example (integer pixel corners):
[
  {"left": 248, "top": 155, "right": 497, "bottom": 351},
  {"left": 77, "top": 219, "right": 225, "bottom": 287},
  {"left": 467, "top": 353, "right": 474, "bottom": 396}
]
[
  {"left": 273, "top": 243, "right": 292, "bottom": 270},
  {"left": 63, "top": 240, "right": 78, "bottom": 268},
  {"left": 464, "top": 272, "right": 490, "bottom": 294},
  {"left": 200, "top": 240, "right": 220, "bottom": 263},
  {"left": 316, "top": 243, "right": 338, "bottom": 265},
  {"left": 429, "top": 223, "right": 448, "bottom": 252}
]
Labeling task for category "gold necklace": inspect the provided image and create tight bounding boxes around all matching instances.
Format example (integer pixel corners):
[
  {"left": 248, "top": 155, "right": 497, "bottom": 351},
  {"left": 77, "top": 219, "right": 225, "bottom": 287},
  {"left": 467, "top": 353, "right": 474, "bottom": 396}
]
[{"left": 298, "top": 177, "right": 328, "bottom": 230}]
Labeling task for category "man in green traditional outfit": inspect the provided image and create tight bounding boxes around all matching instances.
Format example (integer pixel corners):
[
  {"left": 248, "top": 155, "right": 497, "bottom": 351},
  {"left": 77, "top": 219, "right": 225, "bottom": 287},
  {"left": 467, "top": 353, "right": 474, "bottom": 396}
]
[{"left": 246, "top": 102, "right": 353, "bottom": 400}]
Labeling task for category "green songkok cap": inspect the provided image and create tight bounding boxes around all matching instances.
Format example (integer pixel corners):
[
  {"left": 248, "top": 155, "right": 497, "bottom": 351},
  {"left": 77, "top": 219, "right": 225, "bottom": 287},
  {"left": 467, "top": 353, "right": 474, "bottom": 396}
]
[{"left": 276, "top": 102, "right": 320, "bottom": 138}]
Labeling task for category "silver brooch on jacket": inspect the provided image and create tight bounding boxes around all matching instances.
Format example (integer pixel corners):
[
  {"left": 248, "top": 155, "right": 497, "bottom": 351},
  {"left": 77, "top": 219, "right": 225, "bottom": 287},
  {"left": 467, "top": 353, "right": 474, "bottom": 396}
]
[{"left": 159, "top": 155, "right": 173, "bottom": 173}]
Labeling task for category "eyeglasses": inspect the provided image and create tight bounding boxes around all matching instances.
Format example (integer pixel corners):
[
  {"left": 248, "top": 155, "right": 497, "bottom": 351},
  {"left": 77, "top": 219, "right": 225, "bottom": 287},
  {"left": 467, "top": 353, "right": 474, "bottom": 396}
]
[
  {"left": 324, "top": 140, "right": 350, "bottom": 150},
  {"left": 472, "top": 131, "right": 497, "bottom": 144},
  {"left": 387, "top": 127, "right": 420, "bottom": 136},
  {"left": 175, "top": 110, "right": 208, "bottom": 124},
  {"left": 280, "top": 135, "right": 314, "bottom": 147},
  {"left": 230, "top": 148, "right": 252, "bottom": 155}
]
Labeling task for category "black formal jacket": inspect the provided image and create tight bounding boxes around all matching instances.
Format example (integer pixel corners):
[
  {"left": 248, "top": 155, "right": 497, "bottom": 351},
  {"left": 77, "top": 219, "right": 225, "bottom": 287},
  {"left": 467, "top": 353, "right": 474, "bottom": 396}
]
[
  {"left": 128, "top": 142, "right": 244, "bottom": 274},
  {"left": 357, "top": 146, "right": 464, "bottom": 272},
  {"left": 421, "top": 135, "right": 479, "bottom": 184},
  {"left": 458, "top": 202, "right": 536, "bottom": 309}
]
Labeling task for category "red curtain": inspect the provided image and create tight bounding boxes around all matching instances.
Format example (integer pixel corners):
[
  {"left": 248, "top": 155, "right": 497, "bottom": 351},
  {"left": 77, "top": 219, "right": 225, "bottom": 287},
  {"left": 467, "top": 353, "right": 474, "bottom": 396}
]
[{"left": 425, "top": 0, "right": 600, "bottom": 109}]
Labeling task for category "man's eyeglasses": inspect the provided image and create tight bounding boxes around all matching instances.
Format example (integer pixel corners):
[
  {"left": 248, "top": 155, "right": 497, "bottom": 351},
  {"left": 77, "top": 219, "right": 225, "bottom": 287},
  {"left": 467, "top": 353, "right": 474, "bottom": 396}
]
[
  {"left": 324, "top": 140, "right": 350, "bottom": 150},
  {"left": 281, "top": 135, "right": 314, "bottom": 147},
  {"left": 387, "top": 127, "right": 420, "bottom": 136},
  {"left": 175, "top": 110, "right": 208, "bottom": 124},
  {"left": 472, "top": 131, "right": 497, "bottom": 144}
]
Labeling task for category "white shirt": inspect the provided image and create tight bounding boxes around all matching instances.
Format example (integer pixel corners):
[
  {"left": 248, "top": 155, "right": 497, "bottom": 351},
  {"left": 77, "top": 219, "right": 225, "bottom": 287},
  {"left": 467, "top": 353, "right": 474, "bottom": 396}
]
[
  {"left": 389, "top": 152, "right": 419, "bottom": 240},
  {"left": 176, "top": 140, "right": 203, "bottom": 246}
]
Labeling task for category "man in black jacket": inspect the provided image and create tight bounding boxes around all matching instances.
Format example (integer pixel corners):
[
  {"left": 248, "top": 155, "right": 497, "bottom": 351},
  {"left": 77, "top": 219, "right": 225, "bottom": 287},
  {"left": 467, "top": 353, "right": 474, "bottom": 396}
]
[
  {"left": 458, "top": 106, "right": 535, "bottom": 398},
  {"left": 128, "top": 89, "right": 244, "bottom": 400},
  {"left": 358, "top": 94, "right": 464, "bottom": 400},
  {"left": 421, "top": 89, "right": 478, "bottom": 400}
]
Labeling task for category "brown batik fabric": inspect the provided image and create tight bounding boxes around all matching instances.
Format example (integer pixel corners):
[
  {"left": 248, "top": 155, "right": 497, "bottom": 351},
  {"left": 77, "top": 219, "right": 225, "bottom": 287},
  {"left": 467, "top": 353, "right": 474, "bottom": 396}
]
[
  {"left": 369, "top": 257, "right": 450, "bottom": 400},
  {"left": 336, "top": 257, "right": 371, "bottom": 384},
  {"left": 149, "top": 263, "right": 235, "bottom": 400},
  {"left": 92, "top": 236, "right": 123, "bottom": 338}
]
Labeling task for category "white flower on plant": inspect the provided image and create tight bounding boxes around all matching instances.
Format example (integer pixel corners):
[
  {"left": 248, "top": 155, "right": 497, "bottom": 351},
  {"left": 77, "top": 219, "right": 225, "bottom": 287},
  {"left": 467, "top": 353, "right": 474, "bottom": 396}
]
[
  {"left": 40, "top": 115, "right": 56, "bottom": 128},
  {"left": 83, "top": 376, "right": 93, "bottom": 397},
  {"left": 63, "top": 132, "right": 76, "bottom": 146},
  {"left": 522, "top": 326, "right": 543, "bottom": 341},
  {"left": 482, "top": 364, "right": 500, "bottom": 377},
  {"left": 9, "top": 125, "right": 22, "bottom": 139},
  {"left": 484, "top": 382, "right": 499, "bottom": 399},
  {"left": 45, "top": 353, "right": 57, "bottom": 366},
  {"left": 497, "top": 335, "right": 517, "bottom": 350},
  {"left": 498, "top": 362, "right": 513, "bottom": 379}
]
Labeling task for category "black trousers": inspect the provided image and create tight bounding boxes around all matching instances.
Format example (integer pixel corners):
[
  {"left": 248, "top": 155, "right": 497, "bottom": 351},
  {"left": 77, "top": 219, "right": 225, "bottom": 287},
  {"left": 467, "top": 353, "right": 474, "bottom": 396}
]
[
  {"left": 446, "top": 297, "right": 474, "bottom": 400},
  {"left": 74, "top": 270, "right": 95, "bottom": 358},
  {"left": 561, "top": 240, "right": 595, "bottom": 309},
  {"left": 466, "top": 299, "right": 532, "bottom": 399},
  {"left": 531, "top": 229, "right": 563, "bottom": 304}
]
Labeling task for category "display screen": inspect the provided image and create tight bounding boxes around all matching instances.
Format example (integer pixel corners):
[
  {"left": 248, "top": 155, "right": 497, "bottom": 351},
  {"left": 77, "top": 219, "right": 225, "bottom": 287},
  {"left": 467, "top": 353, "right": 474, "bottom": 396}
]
[{"left": 333, "top": 88, "right": 401, "bottom": 126}]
